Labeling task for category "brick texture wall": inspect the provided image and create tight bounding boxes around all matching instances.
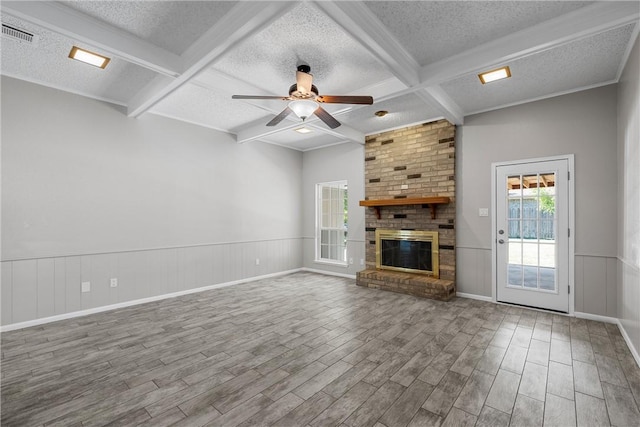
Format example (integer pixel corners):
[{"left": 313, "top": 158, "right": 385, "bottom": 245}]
[{"left": 363, "top": 119, "right": 456, "bottom": 282}]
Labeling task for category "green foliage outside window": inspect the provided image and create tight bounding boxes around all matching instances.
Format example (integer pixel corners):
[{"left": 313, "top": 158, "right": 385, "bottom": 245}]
[{"left": 539, "top": 188, "right": 555, "bottom": 214}]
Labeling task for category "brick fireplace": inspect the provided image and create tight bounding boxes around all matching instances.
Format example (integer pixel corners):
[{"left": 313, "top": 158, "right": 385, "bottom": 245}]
[{"left": 356, "top": 119, "right": 456, "bottom": 301}]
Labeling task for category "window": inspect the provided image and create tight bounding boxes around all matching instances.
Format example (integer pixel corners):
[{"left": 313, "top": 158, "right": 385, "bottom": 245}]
[{"left": 316, "top": 181, "right": 348, "bottom": 265}]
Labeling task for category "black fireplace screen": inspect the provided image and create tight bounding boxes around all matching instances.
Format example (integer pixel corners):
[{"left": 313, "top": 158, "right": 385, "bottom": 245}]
[{"left": 380, "top": 239, "right": 433, "bottom": 272}]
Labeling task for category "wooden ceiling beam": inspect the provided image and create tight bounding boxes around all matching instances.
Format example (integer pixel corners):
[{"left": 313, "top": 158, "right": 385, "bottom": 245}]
[{"left": 540, "top": 175, "right": 548, "bottom": 187}]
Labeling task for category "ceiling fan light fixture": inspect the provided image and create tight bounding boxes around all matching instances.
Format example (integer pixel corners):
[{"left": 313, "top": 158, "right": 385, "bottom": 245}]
[
  {"left": 478, "top": 66, "right": 511, "bottom": 84},
  {"left": 289, "top": 100, "right": 318, "bottom": 121},
  {"left": 232, "top": 63, "right": 370, "bottom": 129},
  {"left": 69, "top": 46, "right": 110, "bottom": 69}
]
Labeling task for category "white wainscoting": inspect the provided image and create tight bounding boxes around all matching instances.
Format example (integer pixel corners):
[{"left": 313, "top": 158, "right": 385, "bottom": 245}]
[
  {"left": 456, "top": 248, "right": 619, "bottom": 318},
  {"left": 618, "top": 257, "right": 640, "bottom": 367},
  {"left": 0, "top": 238, "right": 303, "bottom": 327},
  {"left": 575, "top": 254, "right": 618, "bottom": 317}
]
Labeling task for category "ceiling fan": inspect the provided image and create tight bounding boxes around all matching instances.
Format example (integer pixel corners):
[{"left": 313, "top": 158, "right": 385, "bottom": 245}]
[{"left": 232, "top": 62, "right": 373, "bottom": 129}]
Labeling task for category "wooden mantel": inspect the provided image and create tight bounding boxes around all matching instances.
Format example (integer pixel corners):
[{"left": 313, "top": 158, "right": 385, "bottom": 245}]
[{"left": 359, "top": 197, "right": 450, "bottom": 219}]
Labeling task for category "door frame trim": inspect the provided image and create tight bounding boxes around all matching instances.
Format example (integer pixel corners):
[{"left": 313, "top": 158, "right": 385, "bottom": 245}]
[{"left": 491, "top": 154, "right": 575, "bottom": 314}]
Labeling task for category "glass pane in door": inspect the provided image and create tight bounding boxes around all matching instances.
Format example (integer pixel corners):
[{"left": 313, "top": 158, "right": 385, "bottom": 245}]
[{"left": 506, "top": 172, "right": 557, "bottom": 292}]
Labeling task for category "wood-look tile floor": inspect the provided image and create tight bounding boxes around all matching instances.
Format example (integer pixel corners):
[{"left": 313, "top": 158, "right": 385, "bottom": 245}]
[{"left": 2, "top": 272, "right": 640, "bottom": 427}]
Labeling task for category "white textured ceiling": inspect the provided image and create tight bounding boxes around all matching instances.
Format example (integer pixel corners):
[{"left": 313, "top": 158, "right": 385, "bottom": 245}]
[
  {"left": 1, "top": 1, "right": 638, "bottom": 151},
  {"left": 59, "top": 1, "right": 236, "bottom": 55},
  {"left": 0, "top": 14, "right": 157, "bottom": 105},
  {"left": 364, "top": 1, "right": 595, "bottom": 66},
  {"left": 211, "top": 2, "right": 392, "bottom": 96},
  {"left": 340, "top": 93, "right": 444, "bottom": 135},
  {"left": 441, "top": 23, "right": 637, "bottom": 114}
]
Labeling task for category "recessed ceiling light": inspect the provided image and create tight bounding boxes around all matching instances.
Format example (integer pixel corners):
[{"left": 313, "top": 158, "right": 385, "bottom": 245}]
[
  {"left": 294, "top": 127, "right": 313, "bottom": 134},
  {"left": 68, "top": 46, "right": 110, "bottom": 69},
  {"left": 375, "top": 110, "right": 388, "bottom": 117},
  {"left": 478, "top": 66, "right": 511, "bottom": 84}
]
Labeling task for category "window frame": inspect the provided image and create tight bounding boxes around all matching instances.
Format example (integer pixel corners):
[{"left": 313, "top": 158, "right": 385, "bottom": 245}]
[{"left": 315, "top": 180, "right": 348, "bottom": 266}]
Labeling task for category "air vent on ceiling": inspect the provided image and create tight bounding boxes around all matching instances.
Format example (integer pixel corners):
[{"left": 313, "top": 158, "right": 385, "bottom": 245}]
[{"left": 2, "top": 23, "right": 38, "bottom": 45}]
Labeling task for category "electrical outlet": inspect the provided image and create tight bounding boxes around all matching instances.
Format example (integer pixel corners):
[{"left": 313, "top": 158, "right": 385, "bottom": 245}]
[
  {"left": 479, "top": 208, "right": 489, "bottom": 217},
  {"left": 349, "top": 258, "right": 354, "bottom": 265},
  {"left": 110, "top": 278, "right": 118, "bottom": 288},
  {"left": 255, "top": 258, "right": 260, "bottom": 265},
  {"left": 81, "top": 281, "right": 91, "bottom": 293}
]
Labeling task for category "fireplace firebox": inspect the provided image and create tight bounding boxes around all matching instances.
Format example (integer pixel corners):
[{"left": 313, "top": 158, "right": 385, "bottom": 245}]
[{"left": 375, "top": 229, "right": 439, "bottom": 277}]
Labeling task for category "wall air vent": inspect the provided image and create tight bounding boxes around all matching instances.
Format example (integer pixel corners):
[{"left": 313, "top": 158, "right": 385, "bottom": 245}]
[{"left": 2, "top": 23, "right": 38, "bottom": 45}]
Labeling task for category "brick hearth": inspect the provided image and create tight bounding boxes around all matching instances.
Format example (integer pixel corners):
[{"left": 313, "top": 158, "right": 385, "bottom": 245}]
[{"left": 357, "top": 269, "right": 455, "bottom": 301}]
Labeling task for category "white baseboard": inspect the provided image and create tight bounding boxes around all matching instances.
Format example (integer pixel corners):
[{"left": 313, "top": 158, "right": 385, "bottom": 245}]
[
  {"left": 618, "top": 319, "right": 640, "bottom": 368},
  {"left": 301, "top": 267, "right": 356, "bottom": 280},
  {"left": 553, "top": 312, "right": 639, "bottom": 367},
  {"left": 456, "top": 292, "right": 493, "bottom": 302},
  {"left": 574, "top": 312, "right": 618, "bottom": 324},
  {"left": 0, "top": 268, "right": 302, "bottom": 332}
]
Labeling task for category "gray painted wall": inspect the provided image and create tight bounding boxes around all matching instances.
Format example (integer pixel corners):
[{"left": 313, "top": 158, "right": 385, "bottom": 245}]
[
  {"left": 301, "top": 142, "right": 366, "bottom": 277},
  {"left": 617, "top": 34, "right": 640, "bottom": 358},
  {"left": 1, "top": 76, "right": 304, "bottom": 325},
  {"left": 456, "top": 85, "right": 619, "bottom": 317}
]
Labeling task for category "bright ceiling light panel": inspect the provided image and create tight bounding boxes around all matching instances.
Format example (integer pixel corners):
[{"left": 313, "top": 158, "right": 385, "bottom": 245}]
[
  {"left": 68, "top": 46, "right": 111, "bottom": 69},
  {"left": 478, "top": 66, "right": 511, "bottom": 84},
  {"left": 295, "top": 127, "right": 313, "bottom": 134}
]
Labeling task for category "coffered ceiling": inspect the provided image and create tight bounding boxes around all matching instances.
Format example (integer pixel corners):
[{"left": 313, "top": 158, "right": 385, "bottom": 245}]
[{"left": 1, "top": 1, "right": 638, "bottom": 151}]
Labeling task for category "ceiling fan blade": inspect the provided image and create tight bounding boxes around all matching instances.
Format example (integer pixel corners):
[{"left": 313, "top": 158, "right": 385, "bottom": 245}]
[
  {"left": 296, "top": 71, "right": 313, "bottom": 94},
  {"left": 232, "top": 95, "right": 289, "bottom": 100},
  {"left": 266, "top": 106, "right": 293, "bottom": 126},
  {"left": 314, "top": 106, "right": 341, "bottom": 129},
  {"left": 316, "top": 95, "right": 373, "bottom": 105}
]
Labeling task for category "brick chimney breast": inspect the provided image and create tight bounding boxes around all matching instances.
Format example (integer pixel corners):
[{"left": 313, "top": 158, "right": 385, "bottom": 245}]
[{"left": 357, "top": 120, "right": 456, "bottom": 301}]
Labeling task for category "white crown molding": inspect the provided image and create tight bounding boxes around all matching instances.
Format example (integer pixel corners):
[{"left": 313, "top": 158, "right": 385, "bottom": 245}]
[
  {"left": 0, "top": 71, "right": 127, "bottom": 107},
  {"left": 466, "top": 80, "right": 618, "bottom": 117},
  {"left": 616, "top": 23, "right": 640, "bottom": 81}
]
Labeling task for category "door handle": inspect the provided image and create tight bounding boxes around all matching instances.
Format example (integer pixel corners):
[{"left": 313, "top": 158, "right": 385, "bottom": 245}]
[{"left": 498, "top": 239, "right": 505, "bottom": 244}]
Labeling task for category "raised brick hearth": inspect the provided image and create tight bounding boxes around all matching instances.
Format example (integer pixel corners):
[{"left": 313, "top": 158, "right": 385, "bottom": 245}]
[
  {"left": 357, "top": 269, "right": 455, "bottom": 301},
  {"left": 357, "top": 119, "right": 456, "bottom": 301}
]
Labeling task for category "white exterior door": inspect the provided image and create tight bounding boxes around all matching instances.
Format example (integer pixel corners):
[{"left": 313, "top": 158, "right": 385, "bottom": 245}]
[{"left": 495, "top": 158, "right": 571, "bottom": 312}]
